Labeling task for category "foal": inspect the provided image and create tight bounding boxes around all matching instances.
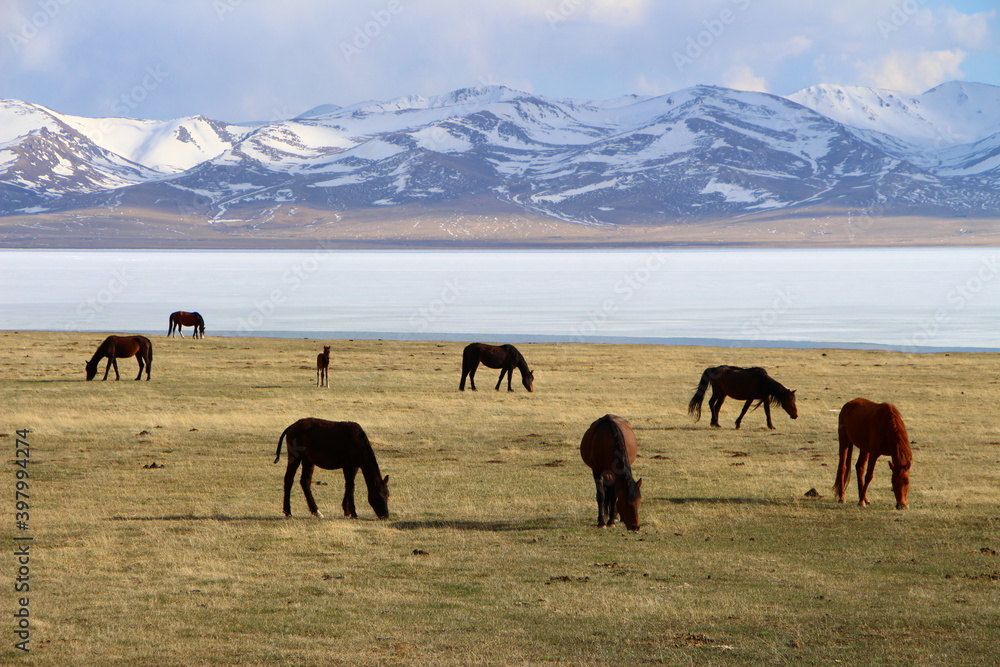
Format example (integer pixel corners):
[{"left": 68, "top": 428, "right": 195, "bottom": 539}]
[{"left": 316, "top": 345, "right": 330, "bottom": 387}]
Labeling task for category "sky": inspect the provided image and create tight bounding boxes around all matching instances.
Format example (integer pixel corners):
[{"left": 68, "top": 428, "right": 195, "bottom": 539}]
[{"left": 1, "top": 0, "right": 997, "bottom": 122}]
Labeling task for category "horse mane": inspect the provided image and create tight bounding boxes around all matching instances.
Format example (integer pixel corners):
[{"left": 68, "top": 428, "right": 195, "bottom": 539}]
[
  {"left": 602, "top": 415, "right": 640, "bottom": 501},
  {"left": 756, "top": 369, "right": 792, "bottom": 407},
  {"left": 516, "top": 352, "right": 531, "bottom": 378},
  {"left": 883, "top": 404, "right": 912, "bottom": 466},
  {"left": 354, "top": 426, "right": 385, "bottom": 484}
]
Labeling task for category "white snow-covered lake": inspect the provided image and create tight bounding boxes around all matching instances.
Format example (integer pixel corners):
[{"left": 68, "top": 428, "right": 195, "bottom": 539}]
[{"left": 1, "top": 248, "right": 999, "bottom": 351}]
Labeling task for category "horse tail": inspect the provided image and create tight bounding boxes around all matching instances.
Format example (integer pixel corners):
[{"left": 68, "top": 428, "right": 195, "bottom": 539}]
[
  {"left": 274, "top": 424, "right": 293, "bottom": 464},
  {"left": 688, "top": 368, "right": 712, "bottom": 421}
]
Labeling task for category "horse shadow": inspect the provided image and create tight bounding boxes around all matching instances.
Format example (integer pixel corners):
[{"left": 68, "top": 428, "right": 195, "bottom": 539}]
[
  {"left": 108, "top": 513, "right": 287, "bottom": 522},
  {"left": 390, "top": 517, "right": 567, "bottom": 532}
]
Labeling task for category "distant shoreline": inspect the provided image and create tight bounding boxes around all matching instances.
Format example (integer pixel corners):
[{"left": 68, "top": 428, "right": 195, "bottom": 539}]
[{"left": 8, "top": 329, "right": 998, "bottom": 355}]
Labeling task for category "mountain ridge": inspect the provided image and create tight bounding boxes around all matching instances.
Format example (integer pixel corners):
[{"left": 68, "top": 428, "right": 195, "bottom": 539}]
[{"left": 2, "top": 81, "right": 999, "bottom": 246}]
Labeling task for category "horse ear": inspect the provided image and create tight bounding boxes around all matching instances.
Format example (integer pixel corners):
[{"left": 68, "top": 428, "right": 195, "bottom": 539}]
[
  {"left": 383, "top": 475, "right": 389, "bottom": 485},
  {"left": 636, "top": 478, "right": 642, "bottom": 488}
]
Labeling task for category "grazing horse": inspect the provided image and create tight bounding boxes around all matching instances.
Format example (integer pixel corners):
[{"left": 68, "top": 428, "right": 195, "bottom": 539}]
[
  {"left": 579, "top": 414, "right": 642, "bottom": 530},
  {"left": 316, "top": 345, "right": 330, "bottom": 388},
  {"left": 274, "top": 418, "right": 389, "bottom": 519},
  {"left": 167, "top": 311, "right": 205, "bottom": 338},
  {"left": 459, "top": 342, "right": 534, "bottom": 392},
  {"left": 834, "top": 398, "right": 912, "bottom": 509},
  {"left": 688, "top": 365, "right": 797, "bottom": 429},
  {"left": 85, "top": 335, "right": 153, "bottom": 381}
]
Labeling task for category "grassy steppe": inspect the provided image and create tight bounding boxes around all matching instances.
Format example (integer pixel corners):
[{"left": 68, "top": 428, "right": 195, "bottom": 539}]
[{"left": 2, "top": 331, "right": 999, "bottom": 665}]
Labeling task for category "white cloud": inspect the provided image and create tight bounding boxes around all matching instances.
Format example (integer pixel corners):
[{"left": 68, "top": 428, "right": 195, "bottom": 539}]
[
  {"left": 942, "top": 8, "right": 996, "bottom": 48},
  {"left": 723, "top": 65, "right": 770, "bottom": 93},
  {"left": 858, "top": 49, "right": 967, "bottom": 93}
]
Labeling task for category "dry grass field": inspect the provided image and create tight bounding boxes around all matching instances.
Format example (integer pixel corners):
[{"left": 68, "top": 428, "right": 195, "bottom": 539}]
[{"left": 2, "top": 330, "right": 999, "bottom": 665}]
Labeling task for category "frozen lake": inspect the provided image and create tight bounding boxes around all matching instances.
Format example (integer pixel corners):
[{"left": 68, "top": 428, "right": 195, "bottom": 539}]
[{"left": 2, "top": 248, "right": 999, "bottom": 351}]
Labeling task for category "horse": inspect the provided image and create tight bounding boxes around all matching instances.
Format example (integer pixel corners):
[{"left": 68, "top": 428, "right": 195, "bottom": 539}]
[
  {"left": 167, "top": 311, "right": 205, "bottom": 339},
  {"left": 459, "top": 342, "right": 534, "bottom": 392},
  {"left": 274, "top": 418, "right": 390, "bottom": 519},
  {"left": 316, "top": 345, "right": 330, "bottom": 388},
  {"left": 85, "top": 335, "right": 153, "bottom": 381},
  {"left": 833, "top": 398, "right": 912, "bottom": 510},
  {"left": 579, "top": 414, "right": 642, "bottom": 530},
  {"left": 688, "top": 365, "right": 797, "bottom": 429}
]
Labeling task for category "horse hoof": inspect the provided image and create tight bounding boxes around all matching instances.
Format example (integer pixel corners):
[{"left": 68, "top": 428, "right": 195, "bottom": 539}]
[{"left": 312, "top": 511, "right": 324, "bottom": 518}]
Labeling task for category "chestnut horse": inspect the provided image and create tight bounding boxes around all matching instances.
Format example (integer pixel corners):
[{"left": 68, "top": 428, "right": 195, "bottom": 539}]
[
  {"left": 834, "top": 398, "right": 912, "bottom": 509},
  {"left": 167, "top": 311, "right": 205, "bottom": 338},
  {"left": 316, "top": 345, "right": 330, "bottom": 388},
  {"left": 580, "top": 414, "right": 642, "bottom": 530},
  {"left": 459, "top": 342, "right": 534, "bottom": 392},
  {"left": 688, "top": 365, "right": 797, "bottom": 429},
  {"left": 274, "top": 418, "right": 389, "bottom": 519},
  {"left": 85, "top": 335, "right": 153, "bottom": 381}
]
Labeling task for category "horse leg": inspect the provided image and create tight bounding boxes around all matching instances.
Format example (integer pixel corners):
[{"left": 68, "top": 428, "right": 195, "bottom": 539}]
[
  {"left": 495, "top": 367, "right": 507, "bottom": 391},
  {"left": 708, "top": 392, "right": 724, "bottom": 427},
  {"left": 763, "top": 401, "right": 775, "bottom": 429},
  {"left": 855, "top": 451, "right": 871, "bottom": 506},
  {"left": 605, "top": 477, "right": 618, "bottom": 527},
  {"left": 282, "top": 454, "right": 303, "bottom": 517},
  {"left": 462, "top": 361, "right": 478, "bottom": 391},
  {"left": 859, "top": 454, "right": 879, "bottom": 507},
  {"left": 593, "top": 472, "right": 608, "bottom": 527},
  {"left": 834, "top": 439, "right": 853, "bottom": 503},
  {"left": 299, "top": 460, "right": 323, "bottom": 518},
  {"left": 134, "top": 356, "right": 144, "bottom": 381},
  {"left": 734, "top": 399, "right": 754, "bottom": 429},
  {"left": 342, "top": 467, "right": 359, "bottom": 518}
]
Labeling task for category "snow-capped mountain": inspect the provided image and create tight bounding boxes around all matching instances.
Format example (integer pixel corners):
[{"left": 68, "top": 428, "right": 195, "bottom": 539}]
[{"left": 2, "top": 82, "right": 999, "bottom": 232}]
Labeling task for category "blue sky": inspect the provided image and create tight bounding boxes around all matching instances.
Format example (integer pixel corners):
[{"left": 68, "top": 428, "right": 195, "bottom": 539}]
[{"left": 1, "top": 0, "right": 997, "bottom": 121}]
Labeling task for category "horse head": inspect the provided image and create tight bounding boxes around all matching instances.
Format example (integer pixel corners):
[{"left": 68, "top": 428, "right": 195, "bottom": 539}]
[
  {"left": 616, "top": 478, "right": 642, "bottom": 531},
  {"left": 522, "top": 370, "right": 534, "bottom": 392},
  {"left": 782, "top": 389, "right": 798, "bottom": 419},
  {"left": 888, "top": 460, "right": 910, "bottom": 509},
  {"left": 85, "top": 359, "right": 98, "bottom": 381},
  {"left": 367, "top": 474, "right": 390, "bottom": 519}
]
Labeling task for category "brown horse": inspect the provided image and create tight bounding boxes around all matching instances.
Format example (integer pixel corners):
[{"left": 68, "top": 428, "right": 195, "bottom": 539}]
[
  {"left": 316, "top": 345, "right": 330, "bottom": 388},
  {"left": 167, "top": 311, "right": 205, "bottom": 338},
  {"left": 274, "top": 418, "right": 389, "bottom": 519},
  {"left": 688, "top": 365, "right": 797, "bottom": 429},
  {"left": 85, "top": 335, "right": 153, "bottom": 381},
  {"left": 580, "top": 414, "right": 642, "bottom": 530},
  {"left": 459, "top": 342, "right": 534, "bottom": 392},
  {"left": 834, "top": 398, "right": 912, "bottom": 509}
]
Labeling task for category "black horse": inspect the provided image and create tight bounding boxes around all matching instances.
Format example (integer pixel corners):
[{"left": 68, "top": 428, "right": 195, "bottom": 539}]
[
  {"left": 85, "top": 335, "right": 153, "bottom": 381},
  {"left": 459, "top": 343, "right": 534, "bottom": 392},
  {"left": 688, "top": 365, "right": 797, "bottom": 429},
  {"left": 274, "top": 418, "right": 389, "bottom": 519}
]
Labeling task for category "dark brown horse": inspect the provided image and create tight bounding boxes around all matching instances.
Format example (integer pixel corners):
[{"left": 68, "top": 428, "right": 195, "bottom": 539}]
[
  {"left": 167, "top": 311, "right": 205, "bottom": 338},
  {"left": 580, "top": 414, "right": 642, "bottom": 530},
  {"left": 316, "top": 345, "right": 330, "bottom": 388},
  {"left": 459, "top": 343, "right": 534, "bottom": 392},
  {"left": 688, "top": 365, "right": 797, "bottom": 429},
  {"left": 274, "top": 418, "right": 389, "bottom": 519},
  {"left": 85, "top": 335, "right": 153, "bottom": 381},
  {"left": 834, "top": 398, "right": 912, "bottom": 509}
]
